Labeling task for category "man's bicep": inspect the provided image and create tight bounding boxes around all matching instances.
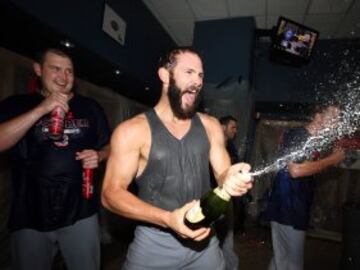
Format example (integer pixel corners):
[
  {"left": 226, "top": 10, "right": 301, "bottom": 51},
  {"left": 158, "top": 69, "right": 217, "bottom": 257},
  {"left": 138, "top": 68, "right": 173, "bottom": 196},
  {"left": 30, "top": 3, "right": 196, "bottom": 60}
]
[
  {"left": 208, "top": 121, "right": 231, "bottom": 181},
  {"left": 103, "top": 125, "right": 140, "bottom": 191}
]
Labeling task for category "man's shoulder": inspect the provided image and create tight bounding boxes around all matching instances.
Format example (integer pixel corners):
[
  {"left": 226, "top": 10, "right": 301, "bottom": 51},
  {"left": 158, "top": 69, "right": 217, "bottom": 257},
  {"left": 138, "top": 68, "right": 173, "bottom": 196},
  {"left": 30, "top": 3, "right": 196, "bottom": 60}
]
[
  {"left": 197, "top": 112, "right": 220, "bottom": 128},
  {"left": 115, "top": 113, "right": 148, "bottom": 135}
]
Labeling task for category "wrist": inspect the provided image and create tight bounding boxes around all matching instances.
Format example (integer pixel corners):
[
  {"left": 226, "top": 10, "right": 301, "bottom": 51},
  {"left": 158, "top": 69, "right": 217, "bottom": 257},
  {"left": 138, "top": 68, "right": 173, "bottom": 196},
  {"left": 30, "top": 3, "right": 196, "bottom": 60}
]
[
  {"left": 97, "top": 151, "right": 103, "bottom": 163},
  {"left": 32, "top": 106, "right": 47, "bottom": 120},
  {"left": 159, "top": 210, "right": 171, "bottom": 228}
]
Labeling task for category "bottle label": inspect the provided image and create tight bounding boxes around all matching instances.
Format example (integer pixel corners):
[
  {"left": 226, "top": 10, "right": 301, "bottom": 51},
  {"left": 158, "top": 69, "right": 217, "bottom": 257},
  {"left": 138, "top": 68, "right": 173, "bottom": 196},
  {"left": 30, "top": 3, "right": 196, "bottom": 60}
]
[
  {"left": 185, "top": 201, "right": 205, "bottom": 223},
  {"left": 82, "top": 168, "right": 94, "bottom": 199},
  {"left": 49, "top": 107, "right": 65, "bottom": 140},
  {"left": 214, "top": 187, "right": 231, "bottom": 201}
]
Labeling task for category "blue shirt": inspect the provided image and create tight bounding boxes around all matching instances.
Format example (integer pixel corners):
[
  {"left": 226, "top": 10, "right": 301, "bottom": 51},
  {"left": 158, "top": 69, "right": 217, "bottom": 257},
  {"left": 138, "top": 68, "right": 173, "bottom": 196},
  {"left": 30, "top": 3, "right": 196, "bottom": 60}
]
[{"left": 265, "top": 127, "right": 315, "bottom": 230}]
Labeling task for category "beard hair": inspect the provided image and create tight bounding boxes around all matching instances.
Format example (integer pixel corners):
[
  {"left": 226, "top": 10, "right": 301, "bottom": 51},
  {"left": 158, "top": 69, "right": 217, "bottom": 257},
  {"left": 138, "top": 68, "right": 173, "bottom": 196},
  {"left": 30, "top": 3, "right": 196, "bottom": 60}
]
[{"left": 168, "top": 76, "right": 201, "bottom": 120}]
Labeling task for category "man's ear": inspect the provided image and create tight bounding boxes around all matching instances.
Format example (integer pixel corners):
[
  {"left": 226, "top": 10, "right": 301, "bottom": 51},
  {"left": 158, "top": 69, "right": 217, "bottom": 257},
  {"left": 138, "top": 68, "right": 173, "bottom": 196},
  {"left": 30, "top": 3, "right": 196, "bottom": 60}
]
[
  {"left": 158, "top": 67, "right": 170, "bottom": 85},
  {"left": 33, "top": 62, "right": 42, "bottom": 77}
]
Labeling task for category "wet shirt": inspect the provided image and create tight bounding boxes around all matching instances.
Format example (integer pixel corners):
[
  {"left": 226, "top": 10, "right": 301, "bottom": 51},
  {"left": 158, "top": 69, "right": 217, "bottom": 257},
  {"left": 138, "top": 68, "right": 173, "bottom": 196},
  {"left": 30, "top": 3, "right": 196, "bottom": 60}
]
[
  {"left": 136, "top": 109, "right": 211, "bottom": 212},
  {"left": 265, "top": 127, "right": 315, "bottom": 230},
  {"left": 0, "top": 93, "right": 110, "bottom": 231}
]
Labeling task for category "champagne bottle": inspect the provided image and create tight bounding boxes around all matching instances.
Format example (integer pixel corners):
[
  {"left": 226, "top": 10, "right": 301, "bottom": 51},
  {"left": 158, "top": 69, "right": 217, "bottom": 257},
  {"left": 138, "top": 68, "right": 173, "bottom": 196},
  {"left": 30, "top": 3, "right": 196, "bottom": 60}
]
[{"left": 184, "top": 186, "right": 231, "bottom": 229}]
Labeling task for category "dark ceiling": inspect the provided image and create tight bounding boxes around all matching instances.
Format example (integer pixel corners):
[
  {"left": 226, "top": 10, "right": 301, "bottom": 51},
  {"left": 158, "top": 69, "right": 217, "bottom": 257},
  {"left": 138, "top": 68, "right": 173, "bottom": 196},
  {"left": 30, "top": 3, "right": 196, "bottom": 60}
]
[{"left": 0, "top": 1, "right": 160, "bottom": 106}]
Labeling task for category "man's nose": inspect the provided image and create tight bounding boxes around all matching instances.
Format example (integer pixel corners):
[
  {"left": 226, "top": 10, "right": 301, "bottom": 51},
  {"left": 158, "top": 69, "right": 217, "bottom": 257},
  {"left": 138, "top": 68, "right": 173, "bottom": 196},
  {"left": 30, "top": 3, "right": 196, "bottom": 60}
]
[{"left": 194, "top": 75, "right": 203, "bottom": 88}]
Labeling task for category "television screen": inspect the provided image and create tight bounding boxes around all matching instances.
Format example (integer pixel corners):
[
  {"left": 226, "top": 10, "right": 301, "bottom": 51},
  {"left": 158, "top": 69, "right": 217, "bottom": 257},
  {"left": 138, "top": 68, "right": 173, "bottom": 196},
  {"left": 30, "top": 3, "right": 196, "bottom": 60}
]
[{"left": 271, "top": 16, "right": 319, "bottom": 65}]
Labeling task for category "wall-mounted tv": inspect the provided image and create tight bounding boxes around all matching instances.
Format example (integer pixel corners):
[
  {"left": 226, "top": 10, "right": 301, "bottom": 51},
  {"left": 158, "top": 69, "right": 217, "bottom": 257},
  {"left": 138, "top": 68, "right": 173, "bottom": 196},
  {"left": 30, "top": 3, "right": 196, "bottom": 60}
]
[{"left": 270, "top": 16, "right": 319, "bottom": 65}]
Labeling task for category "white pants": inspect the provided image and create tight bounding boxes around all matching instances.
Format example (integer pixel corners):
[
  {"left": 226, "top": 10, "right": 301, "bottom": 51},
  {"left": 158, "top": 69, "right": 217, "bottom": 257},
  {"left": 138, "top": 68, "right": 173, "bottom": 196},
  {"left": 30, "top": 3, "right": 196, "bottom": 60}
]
[{"left": 268, "top": 221, "right": 305, "bottom": 270}]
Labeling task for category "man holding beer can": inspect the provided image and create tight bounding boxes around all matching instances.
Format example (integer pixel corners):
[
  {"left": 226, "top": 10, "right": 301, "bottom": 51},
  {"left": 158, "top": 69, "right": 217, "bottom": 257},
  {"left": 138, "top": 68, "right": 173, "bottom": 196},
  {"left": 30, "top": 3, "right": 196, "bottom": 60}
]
[{"left": 0, "top": 48, "right": 111, "bottom": 270}]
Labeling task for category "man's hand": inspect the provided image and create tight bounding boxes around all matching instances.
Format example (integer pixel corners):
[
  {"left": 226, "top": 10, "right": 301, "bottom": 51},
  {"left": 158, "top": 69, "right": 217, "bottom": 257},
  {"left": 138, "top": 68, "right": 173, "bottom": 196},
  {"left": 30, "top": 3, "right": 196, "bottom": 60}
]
[
  {"left": 332, "top": 147, "right": 346, "bottom": 163},
  {"left": 38, "top": 92, "right": 72, "bottom": 115},
  {"left": 166, "top": 200, "right": 211, "bottom": 241},
  {"left": 76, "top": 149, "right": 100, "bottom": 169},
  {"left": 222, "top": 162, "right": 253, "bottom": 197}
]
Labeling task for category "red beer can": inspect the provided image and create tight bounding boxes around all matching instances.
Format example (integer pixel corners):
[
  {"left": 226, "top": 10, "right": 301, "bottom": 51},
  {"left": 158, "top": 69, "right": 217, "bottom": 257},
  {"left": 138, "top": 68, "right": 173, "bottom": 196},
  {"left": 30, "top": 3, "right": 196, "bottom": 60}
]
[
  {"left": 82, "top": 168, "right": 94, "bottom": 199},
  {"left": 49, "top": 106, "right": 65, "bottom": 140}
]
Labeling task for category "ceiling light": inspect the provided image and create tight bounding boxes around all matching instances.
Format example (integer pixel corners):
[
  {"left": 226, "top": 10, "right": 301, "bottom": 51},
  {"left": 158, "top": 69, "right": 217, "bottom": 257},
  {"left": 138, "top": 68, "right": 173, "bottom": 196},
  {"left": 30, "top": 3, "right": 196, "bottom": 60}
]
[
  {"left": 114, "top": 69, "right": 121, "bottom": 75},
  {"left": 60, "top": 40, "right": 74, "bottom": 48}
]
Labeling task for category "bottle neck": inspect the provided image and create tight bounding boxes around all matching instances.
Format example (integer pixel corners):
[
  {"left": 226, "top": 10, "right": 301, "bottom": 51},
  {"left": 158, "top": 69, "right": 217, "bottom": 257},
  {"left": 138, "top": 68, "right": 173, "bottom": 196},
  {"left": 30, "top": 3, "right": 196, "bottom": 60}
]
[{"left": 214, "top": 186, "right": 231, "bottom": 201}]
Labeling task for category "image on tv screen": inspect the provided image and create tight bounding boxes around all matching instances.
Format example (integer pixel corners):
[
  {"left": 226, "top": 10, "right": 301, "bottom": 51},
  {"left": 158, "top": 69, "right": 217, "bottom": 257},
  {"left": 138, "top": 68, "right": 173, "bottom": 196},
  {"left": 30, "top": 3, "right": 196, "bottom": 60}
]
[{"left": 273, "top": 17, "right": 319, "bottom": 60}]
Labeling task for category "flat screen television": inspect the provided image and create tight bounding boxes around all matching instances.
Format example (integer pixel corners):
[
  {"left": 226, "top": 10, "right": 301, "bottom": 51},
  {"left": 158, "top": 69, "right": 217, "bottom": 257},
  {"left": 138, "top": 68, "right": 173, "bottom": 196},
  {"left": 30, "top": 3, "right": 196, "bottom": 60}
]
[{"left": 270, "top": 16, "right": 319, "bottom": 65}]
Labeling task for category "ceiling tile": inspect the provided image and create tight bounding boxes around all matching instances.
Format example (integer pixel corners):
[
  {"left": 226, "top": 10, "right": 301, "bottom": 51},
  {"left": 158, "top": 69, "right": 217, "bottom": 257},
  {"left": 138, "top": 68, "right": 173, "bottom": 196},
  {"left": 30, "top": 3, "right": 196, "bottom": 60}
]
[
  {"left": 267, "top": 0, "right": 310, "bottom": 15},
  {"left": 143, "top": 0, "right": 194, "bottom": 19},
  {"left": 335, "top": 11, "right": 360, "bottom": 39},
  {"left": 267, "top": 15, "right": 304, "bottom": 28},
  {"left": 309, "top": 0, "right": 331, "bottom": 14},
  {"left": 346, "top": 0, "right": 360, "bottom": 19},
  {"left": 255, "top": 16, "right": 266, "bottom": 28},
  {"left": 166, "top": 18, "right": 195, "bottom": 46},
  {"left": 328, "top": 0, "right": 353, "bottom": 13},
  {"left": 143, "top": 0, "right": 359, "bottom": 47},
  {"left": 304, "top": 14, "right": 343, "bottom": 38},
  {"left": 228, "top": 0, "right": 266, "bottom": 16},
  {"left": 309, "top": 0, "right": 352, "bottom": 14},
  {"left": 189, "top": 0, "right": 228, "bottom": 19}
]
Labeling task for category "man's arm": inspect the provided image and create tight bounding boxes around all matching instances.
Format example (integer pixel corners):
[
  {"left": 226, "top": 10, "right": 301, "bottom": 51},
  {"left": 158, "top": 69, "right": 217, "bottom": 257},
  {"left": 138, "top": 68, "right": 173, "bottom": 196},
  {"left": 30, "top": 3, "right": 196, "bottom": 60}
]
[
  {"left": 0, "top": 106, "right": 46, "bottom": 151},
  {"left": 101, "top": 116, "right": 210, "bottom": 240},
  {"left": 201, "top": 114, "right": 252, "bottom": 196},
  {"left": 288, "top": 148, "right": 345, "bottom": 178},
  {"left": 0, "top": 92, "right": 70, "bottom": 152}
]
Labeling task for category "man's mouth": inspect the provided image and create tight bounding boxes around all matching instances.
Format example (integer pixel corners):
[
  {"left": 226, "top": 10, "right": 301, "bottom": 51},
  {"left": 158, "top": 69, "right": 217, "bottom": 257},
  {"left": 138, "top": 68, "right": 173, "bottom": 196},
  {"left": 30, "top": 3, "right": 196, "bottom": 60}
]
[{"left": 183, "top": 88, "right": 199, "bottom": 104}]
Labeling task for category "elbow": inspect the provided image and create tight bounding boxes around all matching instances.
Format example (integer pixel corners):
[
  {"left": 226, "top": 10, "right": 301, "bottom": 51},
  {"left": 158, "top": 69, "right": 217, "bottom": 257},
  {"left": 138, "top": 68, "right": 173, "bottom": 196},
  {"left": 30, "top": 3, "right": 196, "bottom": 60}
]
[
  {"left": 0, "top": 140, "right": 13, "bottom": 152},
  {"left": 101, "top": 188, "right": 113, "bottom": 210}
]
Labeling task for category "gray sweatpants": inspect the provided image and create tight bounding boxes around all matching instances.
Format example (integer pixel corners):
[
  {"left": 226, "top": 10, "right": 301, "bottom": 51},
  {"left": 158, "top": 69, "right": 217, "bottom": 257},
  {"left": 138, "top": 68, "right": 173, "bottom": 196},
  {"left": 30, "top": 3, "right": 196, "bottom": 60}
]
[
  {"left": 268, "top": 221, "right": 306, "bottom": 270},
  {"left": 123, "top": 225, "right": 225, "bottom": 270},
  {"left": 11, "top": 214, "right": 100, "bottom": 270}
]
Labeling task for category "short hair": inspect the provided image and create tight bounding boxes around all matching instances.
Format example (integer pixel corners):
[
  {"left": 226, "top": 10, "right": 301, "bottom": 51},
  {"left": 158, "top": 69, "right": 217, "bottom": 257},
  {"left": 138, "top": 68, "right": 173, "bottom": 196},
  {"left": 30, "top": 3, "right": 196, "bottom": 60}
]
[
  {"left": 36, "top": 48, "right": 73, "bottom": 66},
  {"left": 310, "top": 103, "right": 340, "bottom": 116},
  {"left": 158, "top": 47, "right": 201, "bottom": 71},
  {"left": 219, "top": 115, "right": 237, "bottom": 126}
]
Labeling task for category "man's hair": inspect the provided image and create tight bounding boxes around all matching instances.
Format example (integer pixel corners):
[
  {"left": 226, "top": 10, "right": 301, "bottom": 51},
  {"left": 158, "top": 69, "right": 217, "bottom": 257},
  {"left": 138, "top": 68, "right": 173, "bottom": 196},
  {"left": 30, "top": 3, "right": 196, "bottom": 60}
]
[
  {"left": 310, "top": 103, "right": 340, "bottom": 116},
  {"left": 36, "top": 48, "right": 73, "bottom": 65},
  {"left": 219, "top": 115, "right": 237, "bottom": 126},
  {"left": 158, "top": 47, "right": 201, "bottom": 71}
]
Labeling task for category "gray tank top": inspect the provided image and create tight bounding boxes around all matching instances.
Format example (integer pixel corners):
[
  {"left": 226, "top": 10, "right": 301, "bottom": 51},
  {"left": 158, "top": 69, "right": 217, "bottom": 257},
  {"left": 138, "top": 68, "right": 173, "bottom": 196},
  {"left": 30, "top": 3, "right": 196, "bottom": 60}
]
[{"left": 136, "top": 109, "right": 211, "bottom": 211}]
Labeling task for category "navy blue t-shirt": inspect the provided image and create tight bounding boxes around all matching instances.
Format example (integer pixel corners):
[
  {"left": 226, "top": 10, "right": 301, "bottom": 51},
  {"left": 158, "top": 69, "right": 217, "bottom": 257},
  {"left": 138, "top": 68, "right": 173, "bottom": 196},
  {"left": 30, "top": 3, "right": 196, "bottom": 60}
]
[
  {"left": 265, "top": 127, "right": 315, "bottom": 230},
  {"left": 0, "top": 93, "right": 111, "bottom": 231}
]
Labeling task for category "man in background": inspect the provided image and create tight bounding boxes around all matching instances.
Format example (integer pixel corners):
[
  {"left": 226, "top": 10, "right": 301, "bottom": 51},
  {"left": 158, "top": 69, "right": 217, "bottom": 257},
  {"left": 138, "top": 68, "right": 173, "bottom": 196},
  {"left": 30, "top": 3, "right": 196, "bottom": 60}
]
[
  {"left": 217, "top": 115, "right": 242, "bottom": 270},
  {"left": 265, "top": 105, "right": 345, "bottom": 270},
  {"left": 0, "top": 48, "right": 110, "bottom": 270}
]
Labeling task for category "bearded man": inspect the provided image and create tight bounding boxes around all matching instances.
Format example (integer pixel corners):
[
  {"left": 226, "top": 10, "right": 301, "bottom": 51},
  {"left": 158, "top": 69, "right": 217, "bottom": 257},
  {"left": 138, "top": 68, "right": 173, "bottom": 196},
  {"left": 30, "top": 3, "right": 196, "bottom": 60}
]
[{"left": 101, "top": 47, "right": 253, "bottom": 270}]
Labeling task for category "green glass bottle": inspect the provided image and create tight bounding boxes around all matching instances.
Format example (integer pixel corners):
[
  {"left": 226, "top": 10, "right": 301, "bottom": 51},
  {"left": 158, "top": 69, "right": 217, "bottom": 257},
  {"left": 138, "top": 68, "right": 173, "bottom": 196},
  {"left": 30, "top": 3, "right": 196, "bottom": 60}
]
[{"left": 184, "top": 186, "right": 231, "bottom": 229}]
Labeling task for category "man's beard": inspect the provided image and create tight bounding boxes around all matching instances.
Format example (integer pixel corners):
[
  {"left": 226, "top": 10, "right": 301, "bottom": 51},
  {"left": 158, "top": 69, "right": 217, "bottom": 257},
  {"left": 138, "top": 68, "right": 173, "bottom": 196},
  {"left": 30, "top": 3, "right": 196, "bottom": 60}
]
[{"left": 168, "top": 77, "right": 202, "bottom": 120}]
